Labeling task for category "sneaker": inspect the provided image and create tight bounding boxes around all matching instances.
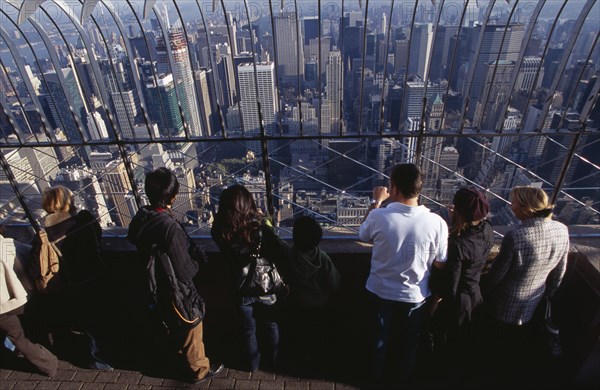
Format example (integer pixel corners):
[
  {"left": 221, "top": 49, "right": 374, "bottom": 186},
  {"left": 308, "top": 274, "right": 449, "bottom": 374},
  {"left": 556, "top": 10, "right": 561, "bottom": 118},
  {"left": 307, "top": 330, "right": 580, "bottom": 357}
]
[
  {"left": 88, "top": 359, "right": 114, "bottom": 371},
  {"left": 191, "top": 362, "right": 224, "bottom": 384}
]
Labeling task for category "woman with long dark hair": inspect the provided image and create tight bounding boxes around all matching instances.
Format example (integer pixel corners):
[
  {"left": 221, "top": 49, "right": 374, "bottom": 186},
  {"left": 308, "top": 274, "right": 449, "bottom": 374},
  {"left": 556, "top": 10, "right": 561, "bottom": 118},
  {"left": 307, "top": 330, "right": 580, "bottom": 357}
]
[{"left": 211, "top": 184, "right": 289, "bottom": 372}]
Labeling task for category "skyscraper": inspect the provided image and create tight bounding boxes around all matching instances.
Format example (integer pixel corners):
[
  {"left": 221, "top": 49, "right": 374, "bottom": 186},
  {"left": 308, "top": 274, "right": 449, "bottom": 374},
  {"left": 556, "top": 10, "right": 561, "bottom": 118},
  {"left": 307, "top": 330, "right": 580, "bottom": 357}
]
[
  {"left": 303, "top": 16, "right": 319, "bottom": 46},
  {"left": 145, "top": 73, "right": 184, "bottom": 138},
  {"left": 464, "top": 24, "right": 525, "bottom": 118},
  {"left": 326, "top": 50, "right": 343, "bottom": 133},
  {"left": 404, "top": 81, "right": 445, "bottom": 121},
  {"left": 104, "top": 158, "right": 136, "bottom": 227},
  {"left": 274, "top": 12, "right": 304, "bottom": 85},
  {"left": 156, "top": 28, "right": 204, "bottom": 137},
  {"left": 195, "top": 69, "right": 216, "bottom": 137},
  {"left": 474, "top": 60, "right": 516, "bottom": 130},
  {"left": 100, "top": 56, "right": 139, "bottom": 139},
  {"left": 41, "top": 69, "right": 84, "bottom": 142},
  {"left": 238, "top": 62, "right": 277, "bottom": 138},
  {"left": 408, "top": 24, "right": 433, "bottom": 80},
  {"left": 517, "top": 56, "right": 544, "bottom": 91}
]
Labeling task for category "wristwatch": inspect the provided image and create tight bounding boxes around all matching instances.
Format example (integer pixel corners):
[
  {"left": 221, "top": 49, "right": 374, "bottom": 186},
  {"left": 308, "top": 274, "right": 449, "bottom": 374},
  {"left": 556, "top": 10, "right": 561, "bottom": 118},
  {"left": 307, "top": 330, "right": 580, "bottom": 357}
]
[{"left": 370, "top": 199, "right": 381, "bottom": 207}]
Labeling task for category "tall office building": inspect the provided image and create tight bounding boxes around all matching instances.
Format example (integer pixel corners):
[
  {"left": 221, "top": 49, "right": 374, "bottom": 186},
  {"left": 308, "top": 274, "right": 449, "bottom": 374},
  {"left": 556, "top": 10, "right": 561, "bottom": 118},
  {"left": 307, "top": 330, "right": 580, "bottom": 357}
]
[
  {"left": 72, "top": 56, "right": 99, "bottom": 111},
  {"left": 421, "top": 96, "right": 445, "bottom": 201},
  {"left": 517, "top": 56, "right": 544, "bottom": 91},
  {"left": 1, "top": 148, "right": 44, "bottom": 222},
  {"left": 464, "top": 24, "right": 525, "bottom": 118},
  {"left": 474, "top": 60, "right": 516, "bottom": 130},
  {"left": 303, "top": 16, "right": 319, "bottom": 46},
  {"left": 195, "top": 69, "right": 215, "bottom": 137},
  {"left": 41, "top": 69, "right": 84, "bottom": 142},
  {"left": 404, "top": 81, "right": 445, "bottom": 121},
  {"left": 100, "top": 57, "right": 139, "bottom": 139},
  {"left": 374, "top": 138, "right": 398, "bottom": 184},
  {"left": 145, "top": 73, "right": 184, "bottom": 138},
  {"left": 238, "top": 62, "right": 277, "bottom": 137},
  {"left": 307, "top": 37, "right": 332, "bottom": 81},
  {"left": 216, "top": 45, "right": 237, "bottom": 109},
  {"left": 408, "top": 24, "right": 434, "bottom": 80},
  {"left": 325, "top": 50, "right": 343, "bottom": 133},
  {"left": 86, "top": 111, "right": 109, "bottom": 140},
  {"left": 111, "top": 89, "right": 138, "bottom": 139},
  {"left": 103, "top": 158, "right": 136, "bottom": 227},
  {"left": 394, "top": 39, "right": 410, "bottom": 78},
  {"left": 274, "top": 12, "right": 304, "bottom": 85},
  {"left": 172, "top": 164, "right": 196, "bottom": 218},
  {"left": 429, "top": 25, "right": 459, "bottom": 81},
  {"left": 156, "top": 28, "right": 203, "bottom": 137}
]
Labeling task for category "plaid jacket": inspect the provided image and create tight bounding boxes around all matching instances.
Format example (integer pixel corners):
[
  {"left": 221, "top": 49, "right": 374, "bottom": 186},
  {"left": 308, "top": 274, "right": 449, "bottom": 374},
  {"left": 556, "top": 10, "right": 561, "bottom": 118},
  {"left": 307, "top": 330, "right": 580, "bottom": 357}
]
[{"left": 485, "top": 217, "right": 569, "bottom": 325}]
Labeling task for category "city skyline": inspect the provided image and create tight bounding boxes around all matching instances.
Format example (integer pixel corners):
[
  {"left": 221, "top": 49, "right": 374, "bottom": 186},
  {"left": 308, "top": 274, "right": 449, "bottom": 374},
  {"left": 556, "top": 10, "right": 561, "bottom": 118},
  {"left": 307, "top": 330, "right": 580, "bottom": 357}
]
[{"left": 0, "top": 0, "right": 598, "bottom": 235}]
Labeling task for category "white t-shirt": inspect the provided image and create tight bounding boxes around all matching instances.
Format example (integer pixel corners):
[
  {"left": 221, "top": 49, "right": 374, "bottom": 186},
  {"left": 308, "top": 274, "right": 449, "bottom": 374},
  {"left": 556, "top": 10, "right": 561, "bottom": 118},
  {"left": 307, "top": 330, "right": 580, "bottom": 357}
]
[{"left": 359, "top": 202, "right": 448, "bottom": 303}]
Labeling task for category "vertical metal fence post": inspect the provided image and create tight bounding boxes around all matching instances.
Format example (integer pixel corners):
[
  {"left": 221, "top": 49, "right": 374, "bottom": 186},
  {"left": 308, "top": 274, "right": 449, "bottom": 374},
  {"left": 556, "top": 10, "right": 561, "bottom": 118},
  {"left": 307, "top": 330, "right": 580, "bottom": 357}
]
[
  {"left": 550, "top": 129, "right": 583, "bottom": 205},
  {"left": 257, "top": 101, "right": 275, "bottom": 218}
]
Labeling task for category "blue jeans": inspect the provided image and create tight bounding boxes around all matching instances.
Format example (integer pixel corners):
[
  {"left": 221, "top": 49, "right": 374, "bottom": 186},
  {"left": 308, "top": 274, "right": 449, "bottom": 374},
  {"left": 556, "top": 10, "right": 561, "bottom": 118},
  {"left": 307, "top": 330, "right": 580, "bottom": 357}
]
[
  {"left": 238, "top": 302, "right": 279, "bottom": 372},
  {"left": 371, "top": 293, "right": 428, "bottom": 382}
]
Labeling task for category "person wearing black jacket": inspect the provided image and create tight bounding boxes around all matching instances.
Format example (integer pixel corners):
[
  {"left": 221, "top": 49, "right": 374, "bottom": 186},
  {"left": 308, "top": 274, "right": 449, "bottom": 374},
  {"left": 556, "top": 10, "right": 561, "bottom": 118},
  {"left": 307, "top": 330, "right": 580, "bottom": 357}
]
[
  {"left": 127, "top": 168, "right": 222, "bottom": 384},
  {"left": 444, "top": 188, "right": 493, "bottom": 340},
  {"left": 29, "top": 185, "right": 112, "bottom": 371},
  {"left": 211, "top": 184, "right": 290, "bottom": 372}
]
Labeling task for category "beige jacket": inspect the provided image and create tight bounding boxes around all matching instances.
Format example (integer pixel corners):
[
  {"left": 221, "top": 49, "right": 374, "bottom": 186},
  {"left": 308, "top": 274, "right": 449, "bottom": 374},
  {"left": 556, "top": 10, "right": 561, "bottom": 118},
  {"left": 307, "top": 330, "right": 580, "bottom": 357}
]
[{"left": 0, "top": 236, "right": 28, "bottom": 314}]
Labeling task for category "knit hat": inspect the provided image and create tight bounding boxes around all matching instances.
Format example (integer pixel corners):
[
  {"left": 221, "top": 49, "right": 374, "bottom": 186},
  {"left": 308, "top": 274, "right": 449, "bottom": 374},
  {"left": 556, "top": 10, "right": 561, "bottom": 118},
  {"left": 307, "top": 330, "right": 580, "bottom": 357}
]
[{"left": 453, "top": 188, "right": 490, "bottom": 222}]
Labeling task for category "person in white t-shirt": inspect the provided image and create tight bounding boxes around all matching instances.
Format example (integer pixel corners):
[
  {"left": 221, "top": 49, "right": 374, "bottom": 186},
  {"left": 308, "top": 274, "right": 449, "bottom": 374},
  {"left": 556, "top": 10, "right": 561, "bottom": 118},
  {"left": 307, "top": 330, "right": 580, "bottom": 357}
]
[{"left": 359, "top": 163, "right": 448, "bottom": 385}]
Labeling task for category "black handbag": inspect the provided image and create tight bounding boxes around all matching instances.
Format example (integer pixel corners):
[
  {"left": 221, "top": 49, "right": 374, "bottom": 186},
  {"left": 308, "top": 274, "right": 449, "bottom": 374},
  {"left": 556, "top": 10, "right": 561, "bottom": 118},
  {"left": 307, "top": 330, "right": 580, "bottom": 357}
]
[
  {"left": 239, "top": 230, "right": 287, "bottom": 298},
  {"left": 147, "top": 245, "right": 203, "bottom": 333}
]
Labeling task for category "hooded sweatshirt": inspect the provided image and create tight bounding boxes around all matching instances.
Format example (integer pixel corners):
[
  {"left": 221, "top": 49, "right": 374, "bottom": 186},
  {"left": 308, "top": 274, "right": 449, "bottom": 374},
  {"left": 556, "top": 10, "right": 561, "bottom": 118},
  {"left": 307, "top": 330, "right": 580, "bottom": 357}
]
[
  {"left": 128, "top": 206, "right": 204, "bottom": 318},
  {"left": 289, "top": 246, "right": 340, "bottom": 307}
]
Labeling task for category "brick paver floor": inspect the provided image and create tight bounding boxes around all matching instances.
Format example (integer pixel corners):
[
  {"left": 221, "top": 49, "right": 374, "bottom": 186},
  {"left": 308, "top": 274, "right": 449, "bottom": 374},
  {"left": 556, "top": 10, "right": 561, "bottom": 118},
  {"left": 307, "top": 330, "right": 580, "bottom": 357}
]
[{"left": 0, "top": 359, "right": 360, "bottom": 390}]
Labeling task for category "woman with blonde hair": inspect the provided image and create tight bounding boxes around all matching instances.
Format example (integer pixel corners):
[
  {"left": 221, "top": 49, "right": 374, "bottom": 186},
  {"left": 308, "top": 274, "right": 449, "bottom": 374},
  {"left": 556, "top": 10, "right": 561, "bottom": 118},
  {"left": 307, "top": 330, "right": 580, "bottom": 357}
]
[
  {"left": 29, "top": 185, "right": 112, "bottom": 370},
  {"left": 484, "top": 186, "right": 569, "bottom": 383}
]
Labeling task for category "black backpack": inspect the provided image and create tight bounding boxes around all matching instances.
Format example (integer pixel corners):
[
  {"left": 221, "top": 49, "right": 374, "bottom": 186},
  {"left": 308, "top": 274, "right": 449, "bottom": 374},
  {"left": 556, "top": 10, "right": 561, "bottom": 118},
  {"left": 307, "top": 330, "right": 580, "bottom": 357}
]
[{"left": 146, "top": 244, "right": 204, "bottom": 333}]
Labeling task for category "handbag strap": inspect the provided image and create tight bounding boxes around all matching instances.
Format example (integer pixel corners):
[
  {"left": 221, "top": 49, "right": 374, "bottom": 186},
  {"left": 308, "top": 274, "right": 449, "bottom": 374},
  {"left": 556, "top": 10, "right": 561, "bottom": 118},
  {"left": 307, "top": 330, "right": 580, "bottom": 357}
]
[
  {"left": 251, "top": 229, "right": 263, "bottom": 259},
  {"left": 545, "top": 296, "right": 552, "bottom": 320}
]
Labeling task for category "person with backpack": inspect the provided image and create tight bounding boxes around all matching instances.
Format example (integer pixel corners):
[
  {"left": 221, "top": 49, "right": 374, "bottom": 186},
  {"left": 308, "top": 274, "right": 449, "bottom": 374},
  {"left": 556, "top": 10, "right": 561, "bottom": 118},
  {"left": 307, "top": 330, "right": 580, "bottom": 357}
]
[
  {"left": 29, "top": 185, "right": 112, "bottom": 371},
  {"left": 127, "top": 168, "right": 223, "bottom": 384},
  {"left": 211, "top": 184, "right": 290, "bottom": 372}
]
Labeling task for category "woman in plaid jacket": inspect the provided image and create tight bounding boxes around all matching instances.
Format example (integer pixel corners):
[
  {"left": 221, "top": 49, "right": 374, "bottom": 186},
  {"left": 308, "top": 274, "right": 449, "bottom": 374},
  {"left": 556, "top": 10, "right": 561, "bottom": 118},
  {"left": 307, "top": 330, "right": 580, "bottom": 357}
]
[
  {"left": 484, "top": 186, "right": 569, "bottom": 384},
  {"left": 486, "top": 187, "right": 569, "bottom": 325}
]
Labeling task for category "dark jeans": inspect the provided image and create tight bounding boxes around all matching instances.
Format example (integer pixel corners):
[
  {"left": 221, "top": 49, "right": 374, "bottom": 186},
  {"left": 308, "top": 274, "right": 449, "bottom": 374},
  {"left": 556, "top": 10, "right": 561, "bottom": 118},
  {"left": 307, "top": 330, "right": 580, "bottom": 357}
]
[
  {"left": 371, "top": 293, "right": 428, "bottom": 383},
  {"left": 238, "top": 302, "right": 279, "bottom": 372}
]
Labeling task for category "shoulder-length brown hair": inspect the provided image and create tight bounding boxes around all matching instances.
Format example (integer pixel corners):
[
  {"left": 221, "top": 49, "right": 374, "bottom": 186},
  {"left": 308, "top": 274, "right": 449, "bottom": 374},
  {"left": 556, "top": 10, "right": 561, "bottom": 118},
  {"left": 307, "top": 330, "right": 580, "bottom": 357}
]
[
  {"left": 213, "top": 184, "right": 261, "bottom": 245},
  {"left": 450, "top": 211, "right": 469, "bottom": 237}
]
